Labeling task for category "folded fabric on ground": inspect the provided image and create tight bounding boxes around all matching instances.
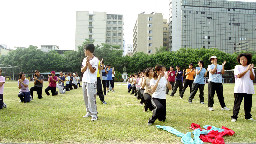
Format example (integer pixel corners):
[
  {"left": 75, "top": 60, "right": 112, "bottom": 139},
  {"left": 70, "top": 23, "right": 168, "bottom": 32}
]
[{"left": 156, "top": 123, "right": 235, "bottom": 144}]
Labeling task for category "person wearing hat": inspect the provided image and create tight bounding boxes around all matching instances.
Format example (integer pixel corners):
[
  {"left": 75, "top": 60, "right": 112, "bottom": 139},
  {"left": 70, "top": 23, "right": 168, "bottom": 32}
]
[
  {"left": 180, "top": 63, "right": 195, "bottom": 99},
  {"left": 45, "top": 71, "right": 58, "bottom": 96},
  {"left": 207, "top": 56, "right": 229, "bottom": 111},
  {"left": 30, "top": 70, "right": 44, "bottom": 99}
]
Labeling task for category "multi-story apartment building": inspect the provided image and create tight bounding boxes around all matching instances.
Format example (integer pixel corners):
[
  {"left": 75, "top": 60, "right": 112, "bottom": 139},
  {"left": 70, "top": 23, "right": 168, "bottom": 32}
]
[
  {"left": 75, "top": 11, "right": 124, "bottom": 51},
  {"left": 133, "top": 12, "right": 168, "bottom": 54},
  {"left": 171, "top": 0, "right": 256, "bottom": 53}
]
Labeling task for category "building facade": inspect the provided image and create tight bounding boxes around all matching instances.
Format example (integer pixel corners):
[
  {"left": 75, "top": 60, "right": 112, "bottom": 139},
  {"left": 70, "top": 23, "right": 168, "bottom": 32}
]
[
  {"left": 171, "top": 0, "right": 256, "bottom": 53},
  {"left": 133, "top": 13, "right": 168, "bottom": 54},
  {"left": 40, "top": 45, "right": 59, "bottom": 52},
  {"left": 75, "top": 11, "right": 124, "bottom": 51}
]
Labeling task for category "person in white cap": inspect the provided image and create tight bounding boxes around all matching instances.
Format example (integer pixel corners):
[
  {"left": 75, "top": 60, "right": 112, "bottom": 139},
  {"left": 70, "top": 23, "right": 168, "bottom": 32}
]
[{"left": 207, "top": 56, "right": 230, "bottom": 111}]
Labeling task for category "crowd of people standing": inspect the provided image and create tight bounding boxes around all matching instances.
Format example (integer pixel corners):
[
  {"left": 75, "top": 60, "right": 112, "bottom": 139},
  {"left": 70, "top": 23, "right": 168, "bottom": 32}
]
[{"left": 128, "top": 54, "right": 255, "bottom": 125}]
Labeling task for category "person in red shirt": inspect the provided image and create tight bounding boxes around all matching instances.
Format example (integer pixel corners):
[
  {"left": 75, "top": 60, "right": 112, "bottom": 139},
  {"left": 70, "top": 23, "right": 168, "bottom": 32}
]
[
  {"left": 45, "top": 71, "right": 58, "bottom": 96},
  {"left": 166, "top": 65, "right": 175, "bottom": 94}
]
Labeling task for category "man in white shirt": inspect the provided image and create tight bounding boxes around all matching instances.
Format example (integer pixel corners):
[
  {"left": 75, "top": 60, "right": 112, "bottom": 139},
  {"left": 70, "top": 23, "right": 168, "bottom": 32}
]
[{"left": 81, "top": 44, "right": 99, "bottom": 121}]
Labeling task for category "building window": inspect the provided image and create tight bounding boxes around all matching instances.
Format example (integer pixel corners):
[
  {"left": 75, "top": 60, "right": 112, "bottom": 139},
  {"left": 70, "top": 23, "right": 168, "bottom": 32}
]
[
  {"left": 118, "top": 33, "right": 122, "bottom": 36},
  {"left": 118, "top": 15, "right": 122, "bottom": 20},
  {"left": 201, "top": 12, "right": 205, "bottom": 14},
  {"left": 89, "top": 29, "right": 92, "bottom": 33},
  {"left": 228, "top": 8, "right": 230, "bottom": 11},
  {"left": 118, "top": 39, "right": 122, "bottom": 43},
  {"left": 149, "top": 43, "right": 152, "bottom": 47},
  {"left": 208, "top": 36, "right": 210, "bottom": 39},
  {"left": 149, "top": 30, "right": 152, "bottom": 34},
  {"left": 203, "top": 46, "right": 205, "bottom": 48},
  {"left": 113, "top": 21, "right": 117, "bottom": 25},
  {"left": 148, "top": 36, "right": 152, "bottom": 40},
  {"left": 107, "top": 33, "right": 111, "bottom": 37},
  {"left": 118, "top": 21, "right": 122, "bottom": 25},
  {"left": 118, "top": 27, "right": 122, "bottom": 30},
  {"left": 113, "top": 27, "right": 117, "bottom": 30},
  {"left": 208, "top": 42, "right": 210, "bottom": 44},
  {"left": 229, "top": 37, "right": 231, "bottom": 40},
  {"left": 107, "top": 27, "right": 111, "bottom": 30},
  {"left": 113, "top": 33, "right": 117, "bottom": 36},
  {"left": 107, "top": 21, "right": 111, "bottom": 24},
  {"left": 148, "top": 50, "right": 152, "bottom": 53},
  {"left": 163, "top": 27, "right": 167, "bottom": 31},
  {"left": 196, "top": 11, "right": 198, "bottom": 14},
  {"left": 148, "top": 23, "right": 152, "bottom": 27},
  {"left": 163, "top": 32, "right": 168, "bottom": 36},
  {"left": 148, "top": 17, "right": 152, "bottom": 21},
  {"left": 164, "top": 38, "right": 167, "bottom": 41}
]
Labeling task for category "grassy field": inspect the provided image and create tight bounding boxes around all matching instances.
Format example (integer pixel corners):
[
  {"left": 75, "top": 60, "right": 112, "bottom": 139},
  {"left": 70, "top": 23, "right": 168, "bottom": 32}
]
[{"left": 0, "top": 81, "right": 255, "bottom": 143}]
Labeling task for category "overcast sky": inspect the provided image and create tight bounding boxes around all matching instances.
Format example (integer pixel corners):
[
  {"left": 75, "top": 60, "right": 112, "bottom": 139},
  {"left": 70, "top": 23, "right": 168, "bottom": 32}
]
[
  {"left": 0, "top": 0, "right": 254, "bottom": 50},
  {"left": 0, "top": 0, "right": 169, "bottom": 50}
]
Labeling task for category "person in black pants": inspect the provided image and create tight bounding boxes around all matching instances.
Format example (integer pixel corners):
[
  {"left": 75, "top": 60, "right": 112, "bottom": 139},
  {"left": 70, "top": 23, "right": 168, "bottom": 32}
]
[
  {"left": 180, "top": 63, "right": 195, "bottom": 98},
  {"left": 30, "top": 70, "right": 43, "bottom": 99},
  {"left": 45, "top": 71, "right": 58, "bottom": 96},
  {"left": 207, "top": 56, "right": 229, "bottom": 111},
  {"left": 97, "top": 59, "right": 107, "bottom": 104},
  {"left": 170, "top": 65, "right": 183, "bottom": 98},
  {"left": 148, "top": 65, "right": 172, "bottom": 125}
]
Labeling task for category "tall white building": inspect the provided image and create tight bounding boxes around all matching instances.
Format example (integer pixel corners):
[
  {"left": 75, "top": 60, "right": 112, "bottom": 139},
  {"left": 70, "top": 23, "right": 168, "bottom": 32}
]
[
  {"left": 170, "top": 0, "right": 256, "bottom": 53},
  {"left": 75, "top": 11, "right": 124, "bottom": 51}
]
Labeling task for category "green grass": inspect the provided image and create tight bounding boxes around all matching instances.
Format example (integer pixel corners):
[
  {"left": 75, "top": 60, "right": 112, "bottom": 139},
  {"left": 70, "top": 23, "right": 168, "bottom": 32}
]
[{"left": 0, "top": 81, "right": 255, "bottom": 143}]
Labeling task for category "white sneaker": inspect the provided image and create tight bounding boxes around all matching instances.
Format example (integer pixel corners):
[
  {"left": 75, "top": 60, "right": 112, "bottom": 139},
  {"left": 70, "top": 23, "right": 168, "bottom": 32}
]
[
  {"left": 231, "top": 118, "right": 237, "bottom": 122},
  {"left": 221, "top": 107, "right": 230, "bottom": 111},
  {"left": 209, "top": 107, "right": 214, "bottom": 111},
  {"left": 91, "top": 115, "right": 98, "bottom": 121},
  {"left": 200, "top": 102, "right": 204, "bottom": 104},
  {"left": 83, "top": 113, "right": 91, "bottom": 118},
  {"left": 246, "top": 118, "right": 255, "bottom": 121}
]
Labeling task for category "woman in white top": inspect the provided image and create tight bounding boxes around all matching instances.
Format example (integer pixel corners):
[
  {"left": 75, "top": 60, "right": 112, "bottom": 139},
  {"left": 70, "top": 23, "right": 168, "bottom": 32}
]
[
  {"left": 142, "top": 68, "right": 154, "bottom": 112},
  {"left": 231, "top": 53, "right": 255, "bottom": 122},
  {"left": 148, "top": 65, "right": 172, "bottom": 125},
  {"left": 18, "top": 72, "right": 31, "bottom": 103}
]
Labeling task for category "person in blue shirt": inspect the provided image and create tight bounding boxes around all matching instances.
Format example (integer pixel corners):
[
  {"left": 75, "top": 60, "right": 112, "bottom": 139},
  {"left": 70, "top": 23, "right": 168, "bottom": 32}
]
[
  {"left": 207, "top": 56, "right": 230, "bottom": 111},
  {"left": 188, "top": 61, "right": 207, "bottom": 104},
  {"left": 106, "top": 65, "right": 114, "bottom": 93},
  {"left": 170, "top": 65, "right": 183, "bottom": 98}
]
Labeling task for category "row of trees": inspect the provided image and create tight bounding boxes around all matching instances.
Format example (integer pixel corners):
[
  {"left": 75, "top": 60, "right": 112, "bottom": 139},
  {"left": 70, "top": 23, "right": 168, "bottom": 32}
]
[{"left": 0, "top": 40, "right": 255, "bottom": 81}]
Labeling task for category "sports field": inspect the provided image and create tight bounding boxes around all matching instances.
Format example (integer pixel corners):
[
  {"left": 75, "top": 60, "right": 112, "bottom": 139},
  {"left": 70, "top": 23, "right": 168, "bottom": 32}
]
[{"left": 0, "top": 81, "right": 255, "bottom": 143}]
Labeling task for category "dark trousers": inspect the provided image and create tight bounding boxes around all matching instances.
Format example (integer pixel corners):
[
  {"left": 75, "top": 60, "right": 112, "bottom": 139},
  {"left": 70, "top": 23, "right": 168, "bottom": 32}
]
[
  {"left": 189, "top": 83, "right": 204, "bottom": 103},
  {"left": 138, "top": 89, "right": 145, "bottom": 104},
  {"left": 171, "top": 80, "right": 183, "bottom": 96},
  {"left": 73, "top": 84, "right": 77, "bottom": 89},
  {"left": 208, "top": 82, "right": 226, "bottom": 108},
  {"left": 149, "top": 98, "right": 166, "bottom": 123},
  {"left": 143, "top": 93, "right": 154, "bottom": 111},
  {"left": 30, "top": 86, "right": 42, "bottom": 99},
  {"left": 180, "top": 79, "right": 193, "bottom": 98},
  {"left": 131, "top": 84, "right": 136, "bottom": 94},
  {"left": 65, "top": 84, "right": 70, "bottom": 91},
  {"left": 231, "top": 93, "right": 252, "bottom": 120},
  {"left": 102, "top": 80, "right": 107, "bottom": 95},
  {"left": 111, "top": 77, "right": 114, "bottom": 89},
  {"left": 45, "top": 86, "right": 58, "bottom": 96},
  {"left": 166, "top": 81, "right": 175, "bottom": 94},
  {"left": 69, "top": 81, "right": 73, "bottom": 90},
  {"left": 97, "top": 77, "right": 105, "bottom": 102},
  {"left": 18, "top": 92, "right": 31, "bottom": 103},
  {"left": 77, "top": 82, "right": 81, "bottom": 87},
  {"left": 0, "top": 94, "right": 3, "bottom": 109}
]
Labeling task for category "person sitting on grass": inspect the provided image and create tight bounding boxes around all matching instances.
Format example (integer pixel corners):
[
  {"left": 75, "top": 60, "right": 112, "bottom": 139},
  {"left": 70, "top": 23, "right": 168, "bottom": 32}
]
[
  {"left": 45, "top": 71, "right": 58, "bottom": 96},
  {"left": 18, "top": 72, "right": 31, "bottom": 103},
  {"left": 0, "top": 69, "right": 6, "bottom": 109},
  {"left": 231, "top": 53, "right": 255, "bottom": 122}
]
